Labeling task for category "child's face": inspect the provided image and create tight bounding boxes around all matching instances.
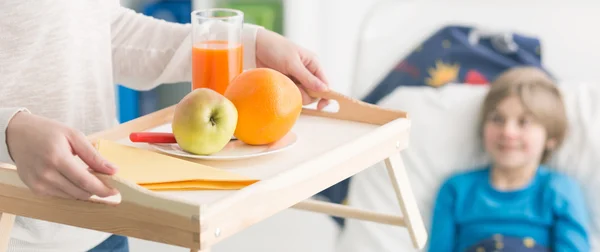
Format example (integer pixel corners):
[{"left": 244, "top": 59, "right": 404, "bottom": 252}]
[{"left": 483, "top": 95, "right": 550, "bottom": 170}]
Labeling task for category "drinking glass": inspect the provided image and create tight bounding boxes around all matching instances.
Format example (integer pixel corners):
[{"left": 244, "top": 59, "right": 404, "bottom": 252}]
[{"left": 191, "top": 8, "right": 244, "bottom": 95}]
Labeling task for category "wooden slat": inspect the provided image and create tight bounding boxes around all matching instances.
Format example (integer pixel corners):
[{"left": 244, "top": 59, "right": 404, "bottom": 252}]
[
  {"left": 0, "top": 213, "right": 15, "bottom": 251},
  {"left": 384, "top": 154, "right": 428, "bottom": 250},
  {"left": 293, "top": 199, "right": 405, "bottom": 226}
]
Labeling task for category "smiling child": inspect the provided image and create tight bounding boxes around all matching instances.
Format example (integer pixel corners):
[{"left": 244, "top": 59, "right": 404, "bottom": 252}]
[{"left": 428, "top": 67, "right": 590, "bottom": 252}]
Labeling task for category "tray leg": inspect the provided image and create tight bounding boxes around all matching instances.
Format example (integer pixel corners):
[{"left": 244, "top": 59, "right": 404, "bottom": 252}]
[
  {"left": 292, "top": 152, "right": 428, "bottom": 250},
  {"left": 0, "top": 213, "right": 15, "bottom": 252},
  {"left": 383, "top": 153, "right": 428, "bottom": 250}
]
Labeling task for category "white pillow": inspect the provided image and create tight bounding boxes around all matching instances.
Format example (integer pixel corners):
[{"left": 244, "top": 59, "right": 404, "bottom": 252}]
[
  {"left": 334, "top": 82, "right": 600, "bottom": 252},
  {"left": 549, "top": 81, "right": 600, "bottom": 250}
]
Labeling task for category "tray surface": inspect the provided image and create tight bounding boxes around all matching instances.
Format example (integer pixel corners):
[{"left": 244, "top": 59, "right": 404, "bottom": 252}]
[{"left": 114, "top": 114, "right": 380, "bottom": 204}]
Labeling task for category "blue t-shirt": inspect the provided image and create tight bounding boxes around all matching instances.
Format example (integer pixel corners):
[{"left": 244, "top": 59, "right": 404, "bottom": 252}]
[{"left": 428, "top": 165, "right": 590, "bottom": 252}]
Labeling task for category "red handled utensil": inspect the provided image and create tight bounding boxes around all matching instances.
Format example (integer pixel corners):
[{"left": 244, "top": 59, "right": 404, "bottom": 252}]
[
  {"left": 129, "top": 132, "right": 238, "bottom": 144},
  {"left": 129, "top": 132, "right": 177, "bottom": 144}
]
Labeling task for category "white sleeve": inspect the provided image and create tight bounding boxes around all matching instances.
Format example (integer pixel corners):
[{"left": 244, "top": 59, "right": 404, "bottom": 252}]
[
  {"left": 110, "top": 6, "right": 263, "bottom": 91},
  {"left": 0, "top": 108, "right": 30, "bottom": 165}
]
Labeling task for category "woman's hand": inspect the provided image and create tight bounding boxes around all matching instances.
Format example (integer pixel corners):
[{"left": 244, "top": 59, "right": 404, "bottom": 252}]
[
  {"left": 6, "top": 112, "right": 118, "bottom": 200},
  {"left": 255, "top": 28, "right": 330, "bottom": 110}
]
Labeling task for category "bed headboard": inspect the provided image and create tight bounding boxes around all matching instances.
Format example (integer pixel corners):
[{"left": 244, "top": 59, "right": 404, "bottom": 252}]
[{"left": 352, "top": 0, "right": 600, "bottom": 99}]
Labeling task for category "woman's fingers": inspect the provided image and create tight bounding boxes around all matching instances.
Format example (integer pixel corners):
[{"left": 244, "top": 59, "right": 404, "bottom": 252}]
[
  {"left": 44, "top": 169, "right": 93, "bottom": 200},
  {"left": 297, "top": 84, "right": 330, "bottom": 110},
  {"left": 297, "top": 85, "right": 316, "bottom": 105},
  {"left": 68, "top": 130, "right": 118, "bottom": 175},
  {"left": 317, "top": 98, "right": 330, "bottom": 111},
  {"left": 44, "top": 185, "right": 76, "bottom": 200},
  {"left": 57, "top": 154, "right": 118, "bottom": 198},
  {"left": 303, "top": 51, "right": 329, "bottom": 88},
  {"left": 289, "top": 56, "right": 328, "bottom": 92},
  {"left": 6, "top": 113, "right": 120, "bottom": 201}
]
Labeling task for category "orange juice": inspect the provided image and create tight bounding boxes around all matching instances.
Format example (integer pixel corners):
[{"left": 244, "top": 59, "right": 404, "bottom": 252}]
[{"left": 192, "top": 40, "right": 243, "bottom": 95}]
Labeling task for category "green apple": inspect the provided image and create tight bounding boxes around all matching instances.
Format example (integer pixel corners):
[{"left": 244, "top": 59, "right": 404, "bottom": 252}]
[{"left": 171, "top": 88, "right": 238, "bottom": 155}]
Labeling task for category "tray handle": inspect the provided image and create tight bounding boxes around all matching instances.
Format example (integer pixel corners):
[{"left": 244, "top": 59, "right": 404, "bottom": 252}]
[
  {"left": 0, "top": 163, "right": 198, "bottom": 211},
  {"left": 0, "top": 163, "right": 201, "bottom": 249},
  {"left": 302, "top": 89, "right": 408, "bottom": 125}
]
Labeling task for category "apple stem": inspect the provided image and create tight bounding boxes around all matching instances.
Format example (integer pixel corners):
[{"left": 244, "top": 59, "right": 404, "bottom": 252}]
[{"left": 210, "top": 117, "right": 216, "bottom": 126}]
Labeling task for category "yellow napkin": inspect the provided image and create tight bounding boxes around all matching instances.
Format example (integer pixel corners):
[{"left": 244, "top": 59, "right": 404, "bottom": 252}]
[{"left": 95, "top": 139, "right": 258, "bottom": 191}]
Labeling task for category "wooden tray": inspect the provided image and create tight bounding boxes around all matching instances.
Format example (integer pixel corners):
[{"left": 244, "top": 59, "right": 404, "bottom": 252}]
[{"left": 0, "top": 90, "right": 427, "bottom": 251}]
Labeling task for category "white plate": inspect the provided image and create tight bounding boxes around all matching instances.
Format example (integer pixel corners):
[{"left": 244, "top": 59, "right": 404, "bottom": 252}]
[{"left": 145, "top": 124, "right": 297, "bottom": 161}]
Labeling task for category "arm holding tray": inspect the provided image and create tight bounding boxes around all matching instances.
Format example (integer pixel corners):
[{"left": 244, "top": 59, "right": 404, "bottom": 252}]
[{"left": 0, "top": 90, "right": 427, "bottom": 252}]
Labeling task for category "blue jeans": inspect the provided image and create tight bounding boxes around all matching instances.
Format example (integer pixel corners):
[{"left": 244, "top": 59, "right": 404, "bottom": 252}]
[{"left": 88, "top": 235, "right": 129, "bottom": 252}]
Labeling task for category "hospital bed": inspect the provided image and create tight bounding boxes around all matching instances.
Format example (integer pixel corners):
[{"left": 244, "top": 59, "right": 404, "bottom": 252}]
[{"left": 335, "top": 0, "right": 600, "bottom": 251}]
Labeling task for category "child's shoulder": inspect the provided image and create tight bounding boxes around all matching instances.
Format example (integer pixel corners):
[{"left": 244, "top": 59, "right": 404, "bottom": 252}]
[
  {"left": 538, "top": 166, "right": 585, "bottom": 198},
  {"left": 538, "top": 166, "right": 589, "bottom": 223}
]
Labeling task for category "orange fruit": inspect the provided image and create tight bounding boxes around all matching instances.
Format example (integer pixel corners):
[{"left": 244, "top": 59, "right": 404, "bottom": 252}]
[{"left": 224, "top": 68, "right": 302, "bottom": 145}]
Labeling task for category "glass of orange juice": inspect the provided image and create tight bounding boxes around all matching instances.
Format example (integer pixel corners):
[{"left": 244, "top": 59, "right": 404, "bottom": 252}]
[{"left": 191, "top": 8, "right": 244, "bottom": 95}]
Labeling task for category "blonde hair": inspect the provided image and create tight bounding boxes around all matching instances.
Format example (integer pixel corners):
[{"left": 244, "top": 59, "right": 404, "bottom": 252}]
[{"left": 479, "top": 66, "right": 568, "bottom": 163}]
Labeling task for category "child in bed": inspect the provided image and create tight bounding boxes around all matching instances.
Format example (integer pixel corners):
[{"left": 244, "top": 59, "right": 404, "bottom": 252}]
[{"left": 428, "top": 66, "right": 590, "bottom": 252}]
